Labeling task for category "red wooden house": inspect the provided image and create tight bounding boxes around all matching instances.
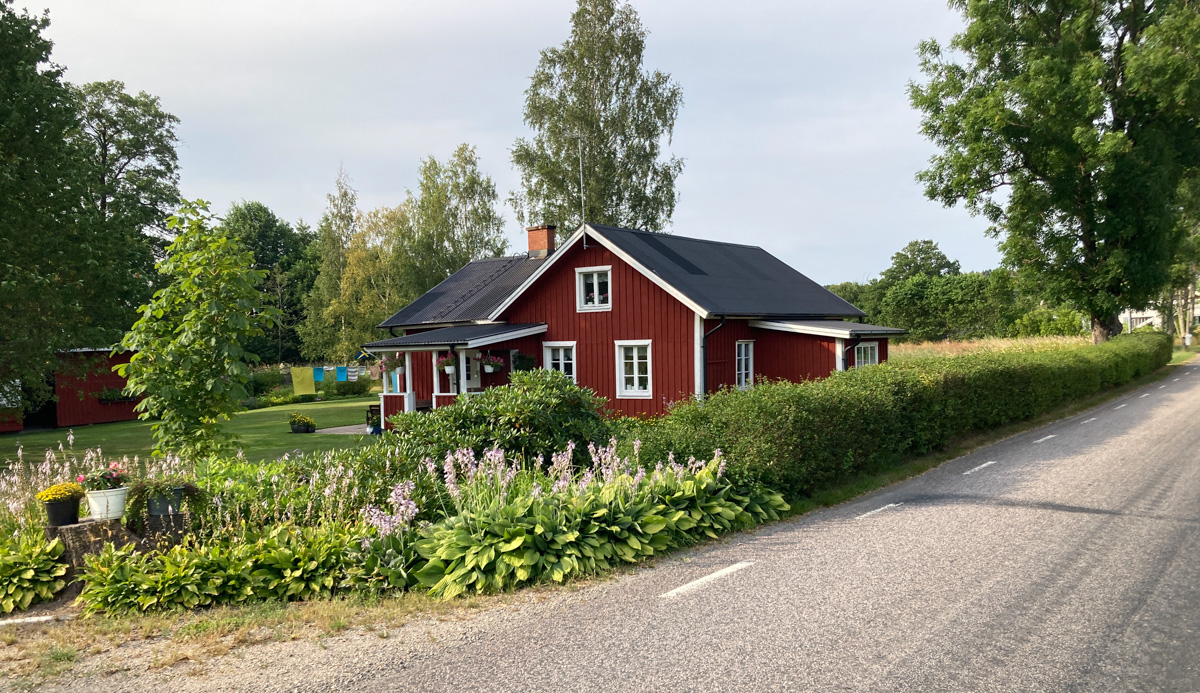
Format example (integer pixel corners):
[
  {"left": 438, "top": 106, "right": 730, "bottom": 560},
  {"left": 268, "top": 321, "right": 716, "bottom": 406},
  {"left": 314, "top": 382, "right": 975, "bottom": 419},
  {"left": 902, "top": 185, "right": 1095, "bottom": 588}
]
[
  {"left": 0, "top": 350, "right": 142, "bottom": 433},
  {"left": 365, "top": 224, "right": 903, "bottom": 425}
]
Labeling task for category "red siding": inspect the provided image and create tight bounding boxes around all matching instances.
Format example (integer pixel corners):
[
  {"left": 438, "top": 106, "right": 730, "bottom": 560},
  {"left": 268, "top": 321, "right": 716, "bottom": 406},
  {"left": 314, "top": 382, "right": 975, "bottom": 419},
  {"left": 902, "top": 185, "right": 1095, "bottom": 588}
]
[
  {"left": 500, "top": 244, "right": 695, "bottom": 417},
  {"left": 55, "top": 352, "right": 141, "bottom": 427},
  {"left": 704, "top": 320, "right": 837, "bottom": 390},
  {"left": 0, "top": 412, "right": 21, "bottom": 434},
  {"left": 845, "top": 338, "right": 888, "bottom": 369}
]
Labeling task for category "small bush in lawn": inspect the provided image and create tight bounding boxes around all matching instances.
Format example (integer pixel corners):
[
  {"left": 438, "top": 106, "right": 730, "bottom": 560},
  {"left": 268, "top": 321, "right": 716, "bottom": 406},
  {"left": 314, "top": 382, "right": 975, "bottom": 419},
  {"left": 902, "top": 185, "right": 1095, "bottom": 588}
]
[
  {"left": 386, "top": 369, "right": 611, "bottom": 467},
  {"left": 247, "top": 370, "right": 285, "bottom": 396}
]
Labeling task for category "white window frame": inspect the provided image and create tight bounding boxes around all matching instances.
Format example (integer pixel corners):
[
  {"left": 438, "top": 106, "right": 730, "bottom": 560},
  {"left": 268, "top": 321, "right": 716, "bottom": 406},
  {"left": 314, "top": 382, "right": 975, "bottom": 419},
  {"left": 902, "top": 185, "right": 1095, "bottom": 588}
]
[
  {"left": 854, "top": 342, "right": 879, "bottom": 369},
  {"left": 614, "top": 339, "right": 652, "bottom": 399},
  {"left": 735, "top": 340, "right": 754, "bottom": 389},
  {"left": 576, "top": 265, "right": 612, "bottom": 312},
  {"left": 542, "top": 341, "right": 577, "bottom": 382}
]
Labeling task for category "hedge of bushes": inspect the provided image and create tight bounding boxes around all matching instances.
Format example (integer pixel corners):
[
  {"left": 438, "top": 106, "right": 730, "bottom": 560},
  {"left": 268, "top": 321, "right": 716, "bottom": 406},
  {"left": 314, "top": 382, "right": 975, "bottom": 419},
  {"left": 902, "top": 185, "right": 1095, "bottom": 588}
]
[{"left": 621, "top": 333, "right": 1172, "bottom": 496}]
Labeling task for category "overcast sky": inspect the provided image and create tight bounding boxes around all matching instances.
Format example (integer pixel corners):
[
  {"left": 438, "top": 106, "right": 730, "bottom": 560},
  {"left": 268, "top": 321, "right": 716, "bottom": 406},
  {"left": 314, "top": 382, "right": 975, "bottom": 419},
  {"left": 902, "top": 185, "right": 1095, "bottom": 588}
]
[{"left": 35, "top": 0, "right": 999, "bottom": 285}]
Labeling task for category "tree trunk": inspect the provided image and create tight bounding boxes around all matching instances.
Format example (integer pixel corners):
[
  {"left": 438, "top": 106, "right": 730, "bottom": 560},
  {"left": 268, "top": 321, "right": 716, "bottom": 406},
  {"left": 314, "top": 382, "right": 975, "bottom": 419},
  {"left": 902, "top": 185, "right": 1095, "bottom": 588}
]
[{"left": 1091, "top": 313, "right": 1123, "bottom": 344}]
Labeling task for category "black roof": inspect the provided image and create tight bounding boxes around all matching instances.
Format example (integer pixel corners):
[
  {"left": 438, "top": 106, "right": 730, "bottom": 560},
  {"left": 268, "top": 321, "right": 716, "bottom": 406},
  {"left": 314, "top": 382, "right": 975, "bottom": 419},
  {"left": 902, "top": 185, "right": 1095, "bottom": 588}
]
[
  {"left": 363, "top": 323, "right": 546, "bottom": 350},
  {"left": 587, "top": 224, "right": 864, "bottom": 318},
  {"left": 378, "top": 256, "right": 545, "bottom": 328}
]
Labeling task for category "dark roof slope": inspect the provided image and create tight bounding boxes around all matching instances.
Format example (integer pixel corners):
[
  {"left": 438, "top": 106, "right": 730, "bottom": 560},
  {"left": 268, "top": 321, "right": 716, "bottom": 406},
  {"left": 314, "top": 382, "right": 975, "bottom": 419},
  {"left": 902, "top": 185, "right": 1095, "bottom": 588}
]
[
  {"left": 587, "top": 224, "right": 865, "bottom": 318},
  {"left": 378, "top": 256, "right": 545, "bottom": 328},
  {"left": 364, "top": 323, "right": 546, "bottom": 349}
]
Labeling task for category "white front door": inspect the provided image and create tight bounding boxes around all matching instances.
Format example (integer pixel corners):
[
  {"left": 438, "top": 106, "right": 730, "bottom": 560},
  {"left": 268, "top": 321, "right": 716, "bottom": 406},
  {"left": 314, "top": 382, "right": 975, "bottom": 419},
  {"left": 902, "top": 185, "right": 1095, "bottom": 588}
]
[{"left": 462, "top": 350, "right": 482, "bottom": 391}]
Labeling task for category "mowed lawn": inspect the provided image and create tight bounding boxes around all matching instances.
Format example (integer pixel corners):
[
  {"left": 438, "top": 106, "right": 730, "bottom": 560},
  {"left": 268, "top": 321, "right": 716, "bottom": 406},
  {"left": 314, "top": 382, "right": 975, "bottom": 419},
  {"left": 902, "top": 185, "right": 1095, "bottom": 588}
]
[{"left": 1, "top": 397, "right": 378, "bottom": 463}]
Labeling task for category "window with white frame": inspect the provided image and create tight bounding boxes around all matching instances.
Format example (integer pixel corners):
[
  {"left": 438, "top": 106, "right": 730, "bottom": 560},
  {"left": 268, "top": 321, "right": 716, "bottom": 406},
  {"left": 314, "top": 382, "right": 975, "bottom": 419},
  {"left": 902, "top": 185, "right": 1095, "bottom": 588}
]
[
  {"left": 576, "top": 266, "right": 612, "bottom": 311},
  {"left": 542, "top": 342, "right": 576, "bottom": 381},
  {"left": 735, "top": 340, "right": 754, "bottom": 389},
  {"left": 615, "top": 340, "right": 651, "bottom": 398},
  {"left": 854, "top": 342, "right": 879, "bottom": 368}
]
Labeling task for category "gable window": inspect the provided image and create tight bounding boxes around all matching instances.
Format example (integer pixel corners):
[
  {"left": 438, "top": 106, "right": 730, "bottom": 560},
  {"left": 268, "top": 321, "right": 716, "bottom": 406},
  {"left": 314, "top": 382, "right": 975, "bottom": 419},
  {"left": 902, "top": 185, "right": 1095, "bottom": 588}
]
[
  {"left": 576, "top": 266, "right": 612, "bottom": 312},
  {"left": 854, "top": 342, "right": 879, "bottom": 368},
  {"left": 735, "top": 340, "right": 754, "bottom": 389},
  {"left": 543, "top": 342, "right": 576, "bottom": 381},
  {"left": 615, "top": 340, "right": 651, "bottom": 399}
]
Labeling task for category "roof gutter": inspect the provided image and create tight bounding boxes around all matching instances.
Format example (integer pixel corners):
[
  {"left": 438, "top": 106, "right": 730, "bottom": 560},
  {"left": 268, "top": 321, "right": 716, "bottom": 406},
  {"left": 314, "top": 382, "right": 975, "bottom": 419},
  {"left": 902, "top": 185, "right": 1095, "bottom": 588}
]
[
  {"left": 842, "top": 335, "right": 863, "bottom": 371},
  {"left": 700, "top": 316, "right": 726, "bottom": 397}
]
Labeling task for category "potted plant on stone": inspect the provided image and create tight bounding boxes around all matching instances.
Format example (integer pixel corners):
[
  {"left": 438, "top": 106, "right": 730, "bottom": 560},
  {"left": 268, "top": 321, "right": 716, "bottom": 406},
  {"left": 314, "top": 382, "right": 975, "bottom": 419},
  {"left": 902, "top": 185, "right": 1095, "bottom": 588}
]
[
  {"left": 78, "top": 462, "right": 131, "bottom": 521},
  {"left": 481, "top": 354, "right": 505, "bottom": 374},
  {"left": 36, "top": 482, "right": 85, "bottom": 527},
  {"left": 380, "top": 354, "right": 403, "bottom": 375},
  {"left": 436, "top": 354, "right": 456, "bottom": 375},
  {"left": 126, "top": 477, "right": 204, "bottom": 522},
  {"left": 289, "top": 411, "right": 316, "bottom": 433}
]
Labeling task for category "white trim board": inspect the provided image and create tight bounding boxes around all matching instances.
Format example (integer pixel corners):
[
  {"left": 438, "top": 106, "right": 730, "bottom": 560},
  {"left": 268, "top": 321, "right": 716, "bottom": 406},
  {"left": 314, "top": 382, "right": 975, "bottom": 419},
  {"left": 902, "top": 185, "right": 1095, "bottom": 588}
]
[
  {"left": 488, "top": 225, "right": 711, "bottom": 320},
  {"left": 750, "top": 320, "right": 902, "bottom": 339}
]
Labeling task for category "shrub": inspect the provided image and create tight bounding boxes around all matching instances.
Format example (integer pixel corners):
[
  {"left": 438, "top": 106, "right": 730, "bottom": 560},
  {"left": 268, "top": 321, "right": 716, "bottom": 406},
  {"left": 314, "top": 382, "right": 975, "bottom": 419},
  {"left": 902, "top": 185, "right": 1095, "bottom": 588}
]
[
  {"left": 386, "top": 369, "right": 610, "bottom": 467},
  {"left": 0, "top": 538, "right": 68, "bottom": 613},
  {"left": 622, "top": 333, "right": 1171, "bottom": 496},
  {"left": 325, "top": 378, "right": 372, "bottom": 397},
  {"left": 247, "top": 370, "right": 284, "bottom": 397}
]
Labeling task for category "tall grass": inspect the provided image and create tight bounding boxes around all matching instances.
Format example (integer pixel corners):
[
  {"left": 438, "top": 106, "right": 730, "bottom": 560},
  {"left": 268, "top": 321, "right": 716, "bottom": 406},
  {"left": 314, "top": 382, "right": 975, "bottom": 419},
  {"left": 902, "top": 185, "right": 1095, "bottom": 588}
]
[{"left": 889, "top": 335, "right": 1089, "bottom": 362}]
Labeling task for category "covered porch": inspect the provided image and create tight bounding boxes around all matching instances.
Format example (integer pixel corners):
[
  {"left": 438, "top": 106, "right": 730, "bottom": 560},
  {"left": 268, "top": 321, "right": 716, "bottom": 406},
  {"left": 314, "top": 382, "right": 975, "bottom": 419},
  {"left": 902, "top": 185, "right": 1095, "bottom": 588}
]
[{"left": 363, "top": 323, "right": 546, "bottom": 428}]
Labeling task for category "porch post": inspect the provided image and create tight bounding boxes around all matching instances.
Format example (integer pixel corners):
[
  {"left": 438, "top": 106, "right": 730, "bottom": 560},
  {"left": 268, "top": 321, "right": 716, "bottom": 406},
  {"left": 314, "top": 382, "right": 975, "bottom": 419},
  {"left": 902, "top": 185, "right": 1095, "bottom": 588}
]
[
  {"left": 458, "top": 349, "right": 468, "bottom": 395},
  {"left": 378, "top": 353, "right": 386, "bottom": 424},
  {"left": 403, "top": 352, "right": 413, "bottom": 412},
  {"left": 431, "top": 351, "right": 440, "bottom": 409}
]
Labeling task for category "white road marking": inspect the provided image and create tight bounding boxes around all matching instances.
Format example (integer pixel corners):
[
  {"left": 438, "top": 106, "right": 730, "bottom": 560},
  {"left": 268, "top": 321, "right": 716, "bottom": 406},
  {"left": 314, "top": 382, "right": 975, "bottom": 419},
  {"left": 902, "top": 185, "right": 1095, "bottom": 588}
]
[
  {"left": 963, "top": 460, "right": 997, "bottom": 475},
  {"left": 660, "top": 561, "right": 754, "bottom": 598},
  {"left": 855, "top": 502, "right": 904, "bottom": 520},
  {"left": 1081, "top": 417, "right": 1098, "bottom": 424},
  {"left": 1159, "top": 385, "right": 1166, "bottom": 389},
  {"left": 1115, "top": 404, "right": 1127, "bottom": 410},
  {"left": 1174, "top": 378, "right": 1180, "bottom": 382},
  {"left": 1034, "top": 435, "right": 1057, "bottom": 444},
  {"left": 1140, "top": 394, "right": 1151, "bottom": 398}
]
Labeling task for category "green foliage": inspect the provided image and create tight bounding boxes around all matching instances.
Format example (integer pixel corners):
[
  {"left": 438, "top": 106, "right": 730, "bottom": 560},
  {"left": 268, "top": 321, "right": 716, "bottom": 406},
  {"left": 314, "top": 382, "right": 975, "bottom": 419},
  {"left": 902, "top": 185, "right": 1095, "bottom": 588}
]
[
  {"left": 511, "top": 0, "right": 683, "bottom": 234},
  {"left": 910, "top": 1, "right": 1200, "bottom": 339},
  {"left": 623, "top": 334, "right": 1171, "bottom": 496},
  {"left": 386, "top": 369, "right": 610, "bottom": 467},
  {"left": 1010, "top": 307, "right": 1089, "bottom": 338},
  {"left": 288, "top": 412, "right": 315, "bottom": 428},
  {"left": 327, "top": 378, "right": 372, "bottom": 397},
  {"left": 299, "top": 169, "right": 357, "bottom": 361},
  {"left": 118, "top": 200, "right": 281, "bottom": 457},
  {"left": 0, "top": 538, "right": 67, "bottom": 613},
  {"left": 878, "top": 239, "right": 960, "bottom": 287},
  {"left": 247, "top": 370, "right": 285, "bottom": 397}
]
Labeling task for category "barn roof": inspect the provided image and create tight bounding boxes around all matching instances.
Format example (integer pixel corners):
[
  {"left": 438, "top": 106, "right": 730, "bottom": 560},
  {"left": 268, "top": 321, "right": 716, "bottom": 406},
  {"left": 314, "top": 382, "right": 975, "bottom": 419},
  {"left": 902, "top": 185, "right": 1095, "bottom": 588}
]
[{"left": 377, "top": 255, "right": 545, "bottom": 329}]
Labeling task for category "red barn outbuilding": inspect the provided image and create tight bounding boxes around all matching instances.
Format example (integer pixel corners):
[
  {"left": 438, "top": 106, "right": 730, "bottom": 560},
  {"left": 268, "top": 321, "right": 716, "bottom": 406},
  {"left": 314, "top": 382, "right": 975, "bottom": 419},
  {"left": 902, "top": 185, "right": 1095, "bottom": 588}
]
[
  {"left": 54, "top": 350, "right": 142, "bottom": 427},
  {"left": 365, "top": 224, "right": 903, "bottom": 426}
]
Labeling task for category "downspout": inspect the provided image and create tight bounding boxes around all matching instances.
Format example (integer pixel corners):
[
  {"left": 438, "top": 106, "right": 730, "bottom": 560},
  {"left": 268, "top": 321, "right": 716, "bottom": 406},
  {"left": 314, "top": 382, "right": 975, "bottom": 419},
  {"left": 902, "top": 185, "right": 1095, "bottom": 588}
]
[
  {"left": 843, "top": 335, "right": 863, "bottom": 371},
  {"left": 700, "top": 316, "right": 726, "bottom": 397}
]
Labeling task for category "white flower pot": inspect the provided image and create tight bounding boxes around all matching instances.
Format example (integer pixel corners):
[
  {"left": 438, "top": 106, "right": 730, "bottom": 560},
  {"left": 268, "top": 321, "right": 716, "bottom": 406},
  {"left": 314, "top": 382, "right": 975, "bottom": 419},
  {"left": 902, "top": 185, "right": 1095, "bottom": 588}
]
[
  {"left": 86, "top": 487, "right": 129, "bottom": 520},
  {"left": 442, "top": 366, "right": 456, "bottom": 375},
  {"left": 483, "top": 365, "right": 497, "bottom": 373}
]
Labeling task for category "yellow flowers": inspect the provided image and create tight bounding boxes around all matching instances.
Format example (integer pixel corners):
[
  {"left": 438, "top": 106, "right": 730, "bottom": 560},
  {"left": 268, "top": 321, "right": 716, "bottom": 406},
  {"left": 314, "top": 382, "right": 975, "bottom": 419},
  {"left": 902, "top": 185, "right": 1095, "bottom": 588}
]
[{"left": 35, "top": 483, "right": 85, "bottom": 503}]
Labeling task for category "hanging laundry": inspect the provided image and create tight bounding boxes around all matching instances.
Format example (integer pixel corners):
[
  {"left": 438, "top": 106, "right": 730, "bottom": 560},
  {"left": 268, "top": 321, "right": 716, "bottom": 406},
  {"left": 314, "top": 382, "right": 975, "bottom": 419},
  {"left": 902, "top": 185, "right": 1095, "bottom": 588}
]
[
  {"left": 391, "top": 371, "right": 401, "bottom": 393},
  {"left": 336, "top": 366, "right": 348, "bottom": 382},
  {"left": 348, "top": 366, "right": 359, "bottom": 382},
  {"left": 368, "top": 365, "right": 380, "bottom": 380},
  {"left": 292, "top": 367, "right": 316, "bottom": 396},
  {"left": 313, "top": 367, "right": 324, "bottom": 382}
]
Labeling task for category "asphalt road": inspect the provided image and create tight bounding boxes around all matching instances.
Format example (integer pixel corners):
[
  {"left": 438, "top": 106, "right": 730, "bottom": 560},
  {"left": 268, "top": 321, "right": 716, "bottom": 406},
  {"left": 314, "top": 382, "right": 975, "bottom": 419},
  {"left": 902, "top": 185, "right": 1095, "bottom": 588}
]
[{"left": 354, "top": 361, "right": 1200, "bottom": 692}]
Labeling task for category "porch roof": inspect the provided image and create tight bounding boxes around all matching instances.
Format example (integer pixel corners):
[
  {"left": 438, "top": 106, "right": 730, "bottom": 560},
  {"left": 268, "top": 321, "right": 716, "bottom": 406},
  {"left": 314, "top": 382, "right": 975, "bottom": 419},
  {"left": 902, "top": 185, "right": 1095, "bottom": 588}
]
[
  {"left": 749, "top": 319, "right": 906, "bottom": 339},
  {"left": 362, "top": 323, "right": 547, "bottom": 352}
]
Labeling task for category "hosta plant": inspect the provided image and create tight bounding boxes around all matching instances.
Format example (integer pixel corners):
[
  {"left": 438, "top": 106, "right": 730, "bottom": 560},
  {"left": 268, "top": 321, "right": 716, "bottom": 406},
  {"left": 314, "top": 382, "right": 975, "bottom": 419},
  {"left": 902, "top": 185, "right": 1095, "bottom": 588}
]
[{"left": 0, "top": 538, "right": 68, "bottom": 613}]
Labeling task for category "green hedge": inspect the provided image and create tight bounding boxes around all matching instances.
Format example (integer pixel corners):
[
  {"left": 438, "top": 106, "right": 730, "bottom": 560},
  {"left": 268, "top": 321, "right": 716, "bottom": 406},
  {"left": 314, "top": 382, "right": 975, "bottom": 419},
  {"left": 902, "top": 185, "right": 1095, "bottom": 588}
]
[{"left": 621, "top": 333, "right": 1172, "bottom": 496}]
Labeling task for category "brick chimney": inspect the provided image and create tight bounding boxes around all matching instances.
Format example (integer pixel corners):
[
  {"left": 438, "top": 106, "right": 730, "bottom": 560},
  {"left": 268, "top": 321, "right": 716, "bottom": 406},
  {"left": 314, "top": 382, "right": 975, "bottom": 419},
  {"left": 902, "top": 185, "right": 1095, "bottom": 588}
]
[{"left": 527, "top": 225, "right": 557, "bottom": 259}]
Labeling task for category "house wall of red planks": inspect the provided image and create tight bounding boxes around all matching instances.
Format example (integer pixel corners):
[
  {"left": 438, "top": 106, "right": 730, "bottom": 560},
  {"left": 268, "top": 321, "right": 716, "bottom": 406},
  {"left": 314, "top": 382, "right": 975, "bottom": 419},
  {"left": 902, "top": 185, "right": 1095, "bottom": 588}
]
[
  {"left": 501, "top": 243, "right": 696, "bottom": 417},
  {"left": 54, "top": 352, "right": 141, "bottom": 427},
  {"left": 703, "top": 321, "right": 842, "bottom": 390}
]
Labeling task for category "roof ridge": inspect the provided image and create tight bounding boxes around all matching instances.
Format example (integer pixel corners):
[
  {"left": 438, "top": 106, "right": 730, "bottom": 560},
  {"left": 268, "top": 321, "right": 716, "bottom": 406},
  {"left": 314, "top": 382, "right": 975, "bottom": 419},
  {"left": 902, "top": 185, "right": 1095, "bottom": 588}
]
[{"left": 588, "top": 224, "right": 766, "bottom": 252}]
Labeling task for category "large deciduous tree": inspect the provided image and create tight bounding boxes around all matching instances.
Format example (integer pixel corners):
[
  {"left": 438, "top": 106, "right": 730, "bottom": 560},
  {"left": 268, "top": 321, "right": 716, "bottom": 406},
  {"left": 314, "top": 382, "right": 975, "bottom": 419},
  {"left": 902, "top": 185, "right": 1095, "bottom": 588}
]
[
  {"left": 298, "top": 169, "right": 357, "bottom": 361},
  {"left": 221, "top": 201, "right": 314, "bottom": 363},
  {"left": 910, "top": 0, "right": 1200, "bottom": 343},
  {"left": 118, "top": 201, "right": 278, "bottom": 457},
  {"left": 0, "top": 2, "right": 98, "bottom": 410},
  {"left": 511, "top": 0, "right": 683, "bottom": 236}
]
